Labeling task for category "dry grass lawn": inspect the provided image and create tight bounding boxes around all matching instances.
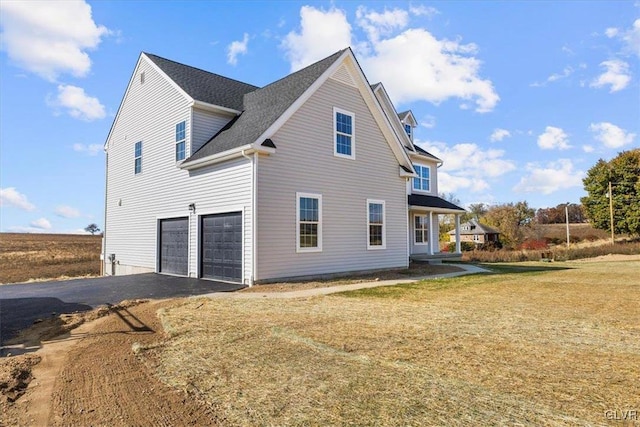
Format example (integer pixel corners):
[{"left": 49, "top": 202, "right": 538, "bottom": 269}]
[
  {"left": 0, "top": 233, "right": 101, "bottom": 284},
  {"left": 139, "top": 259, "right": 640, "bottom": 426}
]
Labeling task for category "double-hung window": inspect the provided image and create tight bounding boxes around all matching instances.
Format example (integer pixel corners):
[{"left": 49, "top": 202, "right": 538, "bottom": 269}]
[
  {"left": 134, "top": 141, "right": 142, "bottom": 174},
  {"left": 404, "top": 123, "right": 412, "bottom": 140},
  {"left": 415, "top": 215, "right": 428, "bottom": 244},
  {"left": 297, "top": 193, "right": 322, "bottom": 252},
  {"left": 175, "top": 121, "right": 186, "bottom": 161},
  {"left": 367, "top": 199, "right": 385, "bottom": 249},
  {"left": 334, "top": 108, "right": 355, "bottom": 159},
  {"left": 413, "top": 164, "right": 430, "bottom": 192}
]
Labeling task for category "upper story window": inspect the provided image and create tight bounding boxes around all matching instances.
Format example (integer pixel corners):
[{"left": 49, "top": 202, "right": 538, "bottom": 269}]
[
  {"left": 367, "top": 199, "right": 386, "bottom": 249},
  {"left": 175, "top": 121, "right": 186, "bottom": 161},
  {"left": 412, "top": 164, "right": 430, "bottom": 192},
  {"left": 134, "top": 141, "right": 142, "bottom": 174},
  {"left": 334, "top": 107, "right": 355, "bottom": 159},
  {"left": 297, "top": 193, "right": 322, "bottom": 252},
  {"left": 404, "top": 123, "right": 412, "bottom": 140}
]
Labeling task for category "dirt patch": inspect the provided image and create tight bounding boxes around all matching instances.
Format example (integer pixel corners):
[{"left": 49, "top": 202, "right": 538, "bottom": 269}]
[
  {"left": 0, "top": 354, "right": 41, "bottom": 406},
  {"left": 0, "top": 233, "right": 101, "bottom": 284},
  {"left": 243, "top": 262, "right": 462, "bottom": 293}
]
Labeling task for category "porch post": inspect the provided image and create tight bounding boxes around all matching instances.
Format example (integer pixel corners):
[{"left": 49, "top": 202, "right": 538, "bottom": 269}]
[
  {"left": 455, "top": 214, "right": 461, "bottom": 254},
  {"left": 428, "top": 211, "right": 434, "bottom": 255}
]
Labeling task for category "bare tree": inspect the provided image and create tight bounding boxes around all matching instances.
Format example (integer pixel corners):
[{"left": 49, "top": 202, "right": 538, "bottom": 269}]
[{"left": 85, "top": 223, "right": 101, "bottom": 235}]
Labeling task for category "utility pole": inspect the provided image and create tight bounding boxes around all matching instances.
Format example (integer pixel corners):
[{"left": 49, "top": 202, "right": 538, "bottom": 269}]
[
  {"left": 565, "top": 203, "right": 570, "bottom": 249},
  {"left": 609, "top": 180, "right": 614, "bottom": 245}
]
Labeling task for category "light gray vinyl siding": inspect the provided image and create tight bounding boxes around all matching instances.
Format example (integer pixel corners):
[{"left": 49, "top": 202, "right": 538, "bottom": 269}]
[
  {"left": 105, "top": 56, "right": 252, "bottom": 282},
  {"left": 256, "top": 78, "right": 408, "bottom": 281},
  {"left": 191, "top": 108, "right": 232, "bottom": 155}
]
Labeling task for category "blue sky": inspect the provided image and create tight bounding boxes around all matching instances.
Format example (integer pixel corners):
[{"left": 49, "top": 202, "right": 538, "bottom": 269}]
[{"left": 1, "top": 1, "right": 638, "bottom": 233}]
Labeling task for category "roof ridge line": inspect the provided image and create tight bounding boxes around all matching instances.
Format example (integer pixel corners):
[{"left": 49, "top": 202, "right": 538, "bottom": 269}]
[{"left": 143, "top": 52, "right": 259, "bottom": 89}]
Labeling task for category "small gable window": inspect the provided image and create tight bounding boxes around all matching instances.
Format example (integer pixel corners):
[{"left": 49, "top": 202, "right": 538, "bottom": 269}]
[
  {"left": 412, "top": 164, "right": 430, "bottom": 192},
  {"left": 334, "top": 107, "right": 355, "bottom": 159},
  {"left": 134, "top": 141, "right": 142, "bottom": 174},
  {"left": 175, "top": 121, "right": 186, "bottom": 161},
  {"left": 404, "top": 123, "right": 412, "bottom": 140}
]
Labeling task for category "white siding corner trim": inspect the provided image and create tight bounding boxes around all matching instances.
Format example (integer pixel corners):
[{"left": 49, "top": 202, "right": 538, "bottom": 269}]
[{"left": 296, "top": 192, "right": 323, "bottom": 253}]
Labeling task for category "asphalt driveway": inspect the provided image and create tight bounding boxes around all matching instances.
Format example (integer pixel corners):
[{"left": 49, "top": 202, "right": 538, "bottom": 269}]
[{"left": 0, "top": 274, "right": 244, "bottom": 346}]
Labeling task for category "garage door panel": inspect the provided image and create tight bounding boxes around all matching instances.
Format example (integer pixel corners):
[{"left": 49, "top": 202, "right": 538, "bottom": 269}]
[
  {"left": 201, "top": 212, "right": 242, "bottom": 283},
  {"left": 159, "top": 218, "right": 188, "bottom": 276}
]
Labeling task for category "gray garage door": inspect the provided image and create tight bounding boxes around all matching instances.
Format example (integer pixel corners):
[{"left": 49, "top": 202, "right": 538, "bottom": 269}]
[
  {"left": 201, "top": 212, "right": 242, "bottom": 282},
  {"left": 159, "top": 217, "right": 188, "bottom": 276}
]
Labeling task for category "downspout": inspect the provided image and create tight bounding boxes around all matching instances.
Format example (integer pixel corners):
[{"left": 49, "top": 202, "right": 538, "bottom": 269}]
[
  {"left": 102, "top": 147, "right": 109, "bottom": 276},
  {"left": 241, "top": 150, "right": 256, "bottom": 286}
]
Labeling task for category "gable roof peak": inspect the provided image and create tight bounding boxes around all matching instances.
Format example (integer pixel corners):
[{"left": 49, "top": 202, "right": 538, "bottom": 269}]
[{"left": 143, "top": 52, "right": 259, "bottom": 111}]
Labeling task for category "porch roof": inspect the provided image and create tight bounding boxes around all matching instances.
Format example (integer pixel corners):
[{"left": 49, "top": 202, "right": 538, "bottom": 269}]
[{"left": 408, "top": 194, "right": 466, "bottom": 213}]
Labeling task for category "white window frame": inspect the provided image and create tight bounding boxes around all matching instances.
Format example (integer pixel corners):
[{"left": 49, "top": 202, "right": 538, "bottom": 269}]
[
  {"left": 414, "top": 214, "right": 429, "bottom": 245},
  {"left": 134, "top": 141, "right": 142, "bottom": 175},
  {"left": 296, "top": 192, "right": 322, "bottom": 253},
  {"left": 412, "top": 164, "right": 431, "bottom": 193},
  {"left": 367, "top": 199, "right": 386, "bottom": 250},
  {"left": 333, "top": 107, "right": 355, "bottom": 159},
  {"left": 175, "top": 121, "right": 186, "bottom": 162},
  {"left": 404, "top": 123, "right": 413, "bottom": 140}
]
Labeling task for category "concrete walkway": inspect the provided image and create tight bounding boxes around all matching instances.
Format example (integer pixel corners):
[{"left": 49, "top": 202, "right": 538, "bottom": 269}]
[{"left": 205, "top": 264, "right": 491, "bottom": 300}]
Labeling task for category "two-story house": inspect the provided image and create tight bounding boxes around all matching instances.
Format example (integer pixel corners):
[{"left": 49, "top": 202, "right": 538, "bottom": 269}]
[{"left": 103, "top": 48, "right": 465, "bottom": 285}]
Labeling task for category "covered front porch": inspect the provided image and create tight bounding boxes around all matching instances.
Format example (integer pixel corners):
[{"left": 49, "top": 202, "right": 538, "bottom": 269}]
[{"left": 407, "top": 194, "right": 466, "bottom": 259}]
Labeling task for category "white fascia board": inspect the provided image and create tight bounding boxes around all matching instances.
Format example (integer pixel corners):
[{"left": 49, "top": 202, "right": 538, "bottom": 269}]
[
  {"left": 251, "top": 50, "right": 351, "bottom": 146},
  {"left": 400, "top": 167, "right": 417, "bottom": 177},
  {"left": 409, "top": 205, "right": 467, "bottom": 214},
  {"left": 409, "top": 152, "right": 443, "bottom": 164},
  {"left": 352, "top": 65, "right": 414, "bottom": 170},
  {"left": 105, "top": 53, "right": 195, "bottom": 152},
  {"left": 192, "top": 100, "right": 240, "bottom": 116},
  {"left": 372, "top": 83, "right": 416, "bottom": 152},
  {"left": 180, "top": 144, "right": 274, "bottom": 170}
]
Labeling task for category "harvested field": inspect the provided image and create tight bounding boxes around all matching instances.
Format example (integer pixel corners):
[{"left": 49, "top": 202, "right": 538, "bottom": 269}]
[
  {"left": 145, "top": 259, "right": 640, "bottom": 426},
  {"left": 0, "top": 233, "right": 101, "bottom": 284}
]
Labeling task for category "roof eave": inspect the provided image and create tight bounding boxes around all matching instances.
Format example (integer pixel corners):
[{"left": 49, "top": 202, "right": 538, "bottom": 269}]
[
  {"left": 180, "top": 144, "right": 275, "bottom": 171},
  {"left": 192, "top": 100, "right": 241, "bottom": 116}
]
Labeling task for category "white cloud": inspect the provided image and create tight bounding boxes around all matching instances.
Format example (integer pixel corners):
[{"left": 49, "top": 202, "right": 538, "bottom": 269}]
[
  {"left": 409, "top": 5, "right": 439, "bottom": 17},
  {"left": 30, "top": 217, "right": 52, "bottom": 230},
  {"left": 582, "top": 145, "right": 595, "bottom": 153},
  {"left": 0, "top": 187, "right": 35, "bottom": 211},
  {"left": 282, "top": 6, "right": 352, "bottom": 72},
  {"left": 227, "top": 33, "right": 249, "bottom": 65},
  {"left": 531, "top": 66, "right": 574, "bottom": 87},
  {"left": 418, "top": 140, "right": 516, "bottom": 193},
  {"left": 55, "top": 205, "right": 81, "bottom": 218},
  {"left": 490, "top": 128, "right": 511, "bottom": 142},
  {"left": 281, "top": 5, "right": 499, "bottom": 113},
  {"left": 605, "top": 19, "right": 640, "bottom": 57},
  {"left": 50, "top": 84, "right": 105, "bottom": 121},
  {"left": 590, "top": 60, "right": 631, "bottom": 92},
  {"left": 589, "top": 122, "right": 636, "bottom": 148},
  {"left": 513, "top": 159, "right": 584, "bottom": 195},
  {"left": 537, "top": 126, "right": 571, "bottom": 150},
  {"left": 356, "top": 7, "right": 409, "bottom": 43},
  {"left": 605, "top": 27, "right": 619, "bottom": 38},
  {"left": 0, "top": 0, "right": 109, "bottom": 81},
  {"left": 421, "top": 115, "right": 436, "bottom": 129},
  {"left": 73, "top": 143, "right": 103, "bottom": 156}
]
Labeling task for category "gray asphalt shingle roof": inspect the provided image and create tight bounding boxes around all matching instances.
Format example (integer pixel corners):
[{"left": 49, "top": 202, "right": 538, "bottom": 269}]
[
  {"left": 408, "top": 194, "right": 465, "bottom": 211},
  {"left": 145, "top": 53, "right": 259, "bottom": 111},
  {"left": 183, "top": 49, "right": 347, "bottom": 163},
  {"left": 448, "top": 219, "right": 500, "bottom": 235},
  {"left": 413, "top": 144, "right": 441, "bottom": 162}
]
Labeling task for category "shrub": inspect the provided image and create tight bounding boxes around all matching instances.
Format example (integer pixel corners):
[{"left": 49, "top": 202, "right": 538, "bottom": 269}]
[
  {"left": 446, "top": 242, "right": 476, "bottom": 252},
  {"left": 520, "top": 240, "right": 549, "bottom": 250}
]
